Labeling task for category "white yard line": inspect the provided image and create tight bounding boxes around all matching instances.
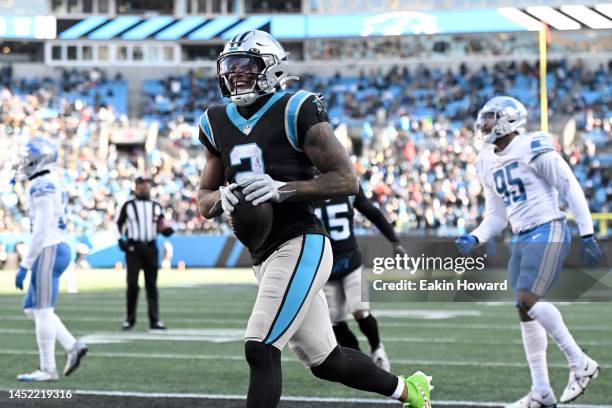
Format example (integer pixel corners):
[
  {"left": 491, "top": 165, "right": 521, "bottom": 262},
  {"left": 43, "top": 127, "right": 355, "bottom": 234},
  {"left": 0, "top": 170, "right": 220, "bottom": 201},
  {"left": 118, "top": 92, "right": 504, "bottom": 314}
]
[
  {"left": 3, "top": 327, "right": 612, "bottom": 347},
  {"left": 0, "top": 348, "right": 603, "bottom": 368},
  {"left": 2, "top": 315, "right": 611, "bottom": 332}
]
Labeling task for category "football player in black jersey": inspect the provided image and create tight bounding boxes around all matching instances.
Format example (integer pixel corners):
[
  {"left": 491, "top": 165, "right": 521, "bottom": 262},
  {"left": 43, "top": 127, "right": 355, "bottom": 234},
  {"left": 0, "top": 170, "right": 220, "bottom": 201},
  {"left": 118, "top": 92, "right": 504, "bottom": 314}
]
[
  {"left": 196, "top": 30, "right": 432, "bottom": 408},
  {"left": 317, "top": 183, "right": 406, "bottom": 371}
]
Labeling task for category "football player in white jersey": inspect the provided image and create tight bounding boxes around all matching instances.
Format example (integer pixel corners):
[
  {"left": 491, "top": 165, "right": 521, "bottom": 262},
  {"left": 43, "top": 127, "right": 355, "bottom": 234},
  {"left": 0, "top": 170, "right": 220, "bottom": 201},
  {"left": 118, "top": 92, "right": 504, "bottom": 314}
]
[
  {"left": 455, "top": 97, "right": 604, "bottom": 407},
  {"left": 12, "top": 137, "right": 88, "bottom": 381}
]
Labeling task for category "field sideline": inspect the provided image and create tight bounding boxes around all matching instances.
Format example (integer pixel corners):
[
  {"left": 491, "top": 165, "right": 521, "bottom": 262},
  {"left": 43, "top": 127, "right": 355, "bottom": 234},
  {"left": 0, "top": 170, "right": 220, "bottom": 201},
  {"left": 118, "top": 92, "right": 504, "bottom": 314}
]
[{"left": 0, "top": 268, "right": 610, "bottom": 408}]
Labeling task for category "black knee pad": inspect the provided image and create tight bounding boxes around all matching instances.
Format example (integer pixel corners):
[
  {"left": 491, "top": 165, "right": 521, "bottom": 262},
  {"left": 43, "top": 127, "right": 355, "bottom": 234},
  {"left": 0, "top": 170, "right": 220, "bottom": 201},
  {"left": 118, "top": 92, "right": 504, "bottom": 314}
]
[
  {"left": 244, "top": 341, "right": 282, "bottom": 408},
  {"left": 245, "top": 341, "right": 280, "bottom": 368}
]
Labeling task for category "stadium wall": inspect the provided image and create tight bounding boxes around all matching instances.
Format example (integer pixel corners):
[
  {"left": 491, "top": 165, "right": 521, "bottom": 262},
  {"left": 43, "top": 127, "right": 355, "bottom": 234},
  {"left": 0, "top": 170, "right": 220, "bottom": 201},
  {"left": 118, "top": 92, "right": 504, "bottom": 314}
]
[
  {"left": 0, "top": 232, "right": 607, "bottom": 269},
  {"left": 78, "top": 234, "right": 610, "bottom": 268}
]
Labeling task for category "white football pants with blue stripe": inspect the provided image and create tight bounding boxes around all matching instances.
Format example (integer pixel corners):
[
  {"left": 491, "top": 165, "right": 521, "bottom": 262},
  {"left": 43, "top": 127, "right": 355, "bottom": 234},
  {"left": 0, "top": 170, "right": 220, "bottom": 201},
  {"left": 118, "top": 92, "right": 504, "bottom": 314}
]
[
  {"left": 22, "top": 242, "right": 76, "bottom": 374},
  {"left": 23, "top": 243, "right": 71, "bottom": 310},
  {"left": 246, "top": 234, "right": 337, "bottom": 367}
]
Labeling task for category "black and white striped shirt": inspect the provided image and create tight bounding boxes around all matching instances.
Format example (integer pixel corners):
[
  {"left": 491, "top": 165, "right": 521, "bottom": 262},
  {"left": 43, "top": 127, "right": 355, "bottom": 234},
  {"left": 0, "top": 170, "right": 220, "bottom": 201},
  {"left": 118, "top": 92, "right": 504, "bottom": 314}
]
[{"left": 117, "top": 197, "right": 163, "bottom": 242}]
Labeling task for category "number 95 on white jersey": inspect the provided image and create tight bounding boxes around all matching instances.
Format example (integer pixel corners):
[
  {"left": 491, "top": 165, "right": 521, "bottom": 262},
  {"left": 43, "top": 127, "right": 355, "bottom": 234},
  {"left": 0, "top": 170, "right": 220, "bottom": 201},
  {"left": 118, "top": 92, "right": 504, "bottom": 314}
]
[{"left": 477, "top": 132, "right": 566, "bottom": 234}]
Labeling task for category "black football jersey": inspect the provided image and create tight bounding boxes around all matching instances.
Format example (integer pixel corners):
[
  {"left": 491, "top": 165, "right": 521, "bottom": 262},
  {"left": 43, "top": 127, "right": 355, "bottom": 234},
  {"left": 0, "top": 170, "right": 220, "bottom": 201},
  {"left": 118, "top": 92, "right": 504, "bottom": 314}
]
[
  {"left": 315, "top": 192, "right": 359, "bottom": 255},
  {"left": 316, "top": 184, "right": 400, "bottom": 279},
  {"left": 199, "top": 90, "right": 328, "bottom": 265},
  {"left": 315, "top": 187, "right": 362, "bottom": 279}
]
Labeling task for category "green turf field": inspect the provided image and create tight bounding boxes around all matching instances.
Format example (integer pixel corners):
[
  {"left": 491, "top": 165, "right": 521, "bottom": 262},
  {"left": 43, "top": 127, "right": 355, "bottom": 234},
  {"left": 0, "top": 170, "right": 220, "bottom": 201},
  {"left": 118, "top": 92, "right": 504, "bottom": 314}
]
[{"left": 0, "top": 268, "right": 610, "bottom": 407}]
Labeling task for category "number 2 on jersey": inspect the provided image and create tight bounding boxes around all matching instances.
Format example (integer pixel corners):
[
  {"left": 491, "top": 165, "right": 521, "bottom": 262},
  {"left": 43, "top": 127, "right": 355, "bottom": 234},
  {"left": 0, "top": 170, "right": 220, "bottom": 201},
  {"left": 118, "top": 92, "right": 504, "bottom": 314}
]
[
  {"left": 493, "top": 161, "right": 526, "bottom": 206},
  {"left": 229, "top": 143, "right": 265, "bottom": 183}
]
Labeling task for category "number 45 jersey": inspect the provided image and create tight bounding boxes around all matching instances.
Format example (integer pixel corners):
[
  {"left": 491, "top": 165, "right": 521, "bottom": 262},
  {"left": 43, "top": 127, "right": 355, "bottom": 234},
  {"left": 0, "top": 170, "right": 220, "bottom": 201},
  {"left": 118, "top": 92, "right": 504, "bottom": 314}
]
[
  {"left": 199, "top": 90, "right": 327, "bottom": 265},
  {"left": 476, "top": 131, "right": 566, "bottom": 234}
]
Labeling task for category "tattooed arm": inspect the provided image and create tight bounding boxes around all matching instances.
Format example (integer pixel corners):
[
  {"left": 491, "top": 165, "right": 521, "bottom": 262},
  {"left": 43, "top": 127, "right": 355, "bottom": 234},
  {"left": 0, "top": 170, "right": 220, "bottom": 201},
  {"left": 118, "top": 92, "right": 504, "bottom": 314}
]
[
  {"left": 197, "top": 144, "right": 229, "bottom": 219},
  {"left": 240, "top": 94, "right": 358, "bottom": 205},
  {"left": 279, "top": 121, "right": 358, "bottom": 201}
]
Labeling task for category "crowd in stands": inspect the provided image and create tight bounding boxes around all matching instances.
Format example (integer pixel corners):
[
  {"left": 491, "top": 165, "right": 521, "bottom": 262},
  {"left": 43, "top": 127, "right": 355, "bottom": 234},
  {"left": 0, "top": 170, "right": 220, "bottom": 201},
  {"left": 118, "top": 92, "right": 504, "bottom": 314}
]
[
  {"left": 305, "top": 32, "right": 610, "bottom": 62},
  {"left": 1, "top": 59, "right": 611, "bottom": 245},
  {"left": 305, "top": 34, "right": 535, "bottom": 61}
]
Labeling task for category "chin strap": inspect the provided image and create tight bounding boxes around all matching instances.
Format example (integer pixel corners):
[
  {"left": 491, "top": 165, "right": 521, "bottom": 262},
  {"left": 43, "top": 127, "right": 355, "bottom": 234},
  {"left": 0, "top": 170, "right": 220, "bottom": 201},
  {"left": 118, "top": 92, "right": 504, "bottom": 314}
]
[{"left": 28, "top": 169, "right": 51, "bottom": 181}]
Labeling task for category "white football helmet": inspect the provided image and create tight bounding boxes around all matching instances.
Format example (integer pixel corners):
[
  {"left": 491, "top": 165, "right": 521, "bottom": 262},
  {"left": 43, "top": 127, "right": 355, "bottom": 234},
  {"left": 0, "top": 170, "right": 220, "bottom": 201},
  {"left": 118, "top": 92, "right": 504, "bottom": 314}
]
[
  {"left": 217, "top": 30, "right": 297, "bottom": 106},
  {"left": 12, "top": 137, "right": 58, "bottom": 182},
  {"left": 475, "top": 96, "right": 527, "bottom": 144}
]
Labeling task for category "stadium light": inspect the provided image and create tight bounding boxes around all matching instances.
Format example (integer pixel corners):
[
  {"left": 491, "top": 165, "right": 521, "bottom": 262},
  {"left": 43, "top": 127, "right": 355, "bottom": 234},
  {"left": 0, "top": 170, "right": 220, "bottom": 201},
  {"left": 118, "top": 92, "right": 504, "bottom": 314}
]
[
  {"left": 498, "top": 7, "right": 543, "bottom": 31},
  {"left": 594, "top": 4, "right": 612, "bottom": 19},
  {"left": 526, "top": 6, "right": 582, "bottom": 30},
  {"left": 561, "top": 5, "right": 612, "bottom": 29}
]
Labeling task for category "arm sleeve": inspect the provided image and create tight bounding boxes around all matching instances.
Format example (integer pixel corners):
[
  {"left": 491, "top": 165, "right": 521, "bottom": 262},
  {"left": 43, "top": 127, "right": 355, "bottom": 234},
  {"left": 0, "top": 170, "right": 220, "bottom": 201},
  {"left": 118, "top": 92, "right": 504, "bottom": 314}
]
[
  {"left": 531, "top": 151, "right": 594, "bottom": 236},
  {"left": 20, "top": 195, "right": 55, "bottom": 270},
  {"left": 199, "top": 110, "right": 220, "bottom": 157},
  {"left": 296, "top": 94, "right": 329, "bottom": 148},
  {"left": 471, "top": 180, "right": 509, "bottom": 243},
  {"left": 116, "top": 202, "right": 127, "bottom": 239},
  {"left": 354, "top": 186, "right": 400, "bottom": 243}
]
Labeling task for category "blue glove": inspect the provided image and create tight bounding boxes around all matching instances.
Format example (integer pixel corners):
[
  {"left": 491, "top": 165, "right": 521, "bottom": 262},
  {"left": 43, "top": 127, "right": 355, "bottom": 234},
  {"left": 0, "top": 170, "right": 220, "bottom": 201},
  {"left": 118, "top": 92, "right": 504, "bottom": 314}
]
[
  {"left": 15, "top": 266, "right": 28, "bottom": 290},
  {"left": 581, "top": 235, "right": 604, "bottom": 266},
  {"left": 455, "top": 234, "right": 478, "bottom": 256}
]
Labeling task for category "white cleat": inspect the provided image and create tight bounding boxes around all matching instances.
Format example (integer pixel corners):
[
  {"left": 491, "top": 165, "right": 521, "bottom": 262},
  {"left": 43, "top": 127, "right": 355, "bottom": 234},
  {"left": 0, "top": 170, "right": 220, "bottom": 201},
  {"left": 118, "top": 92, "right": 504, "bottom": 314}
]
[
  {"left": 17, "top": 369, "right": 59, "bottom": 382},
  {"left": 64, "top": 341, "right": 88, "bottom": 376},
  {"left": 371, "top": 343, "right": 391, "bottom": 372},
  {"left": 504, "top": 389, "right": 557, "bottom": 408},
  {"left": 560, "top": 355, "right": 600, "bottom": 403}
]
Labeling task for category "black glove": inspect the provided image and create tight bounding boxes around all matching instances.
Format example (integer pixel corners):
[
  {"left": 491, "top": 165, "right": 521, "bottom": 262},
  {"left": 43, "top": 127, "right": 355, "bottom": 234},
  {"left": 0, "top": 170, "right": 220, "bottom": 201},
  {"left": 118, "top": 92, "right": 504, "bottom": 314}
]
[
  {"left": 161, "top": 227, "right": 174, "bottom": 237},
  {"left": 118, "top": 239, "right": 129, "bottom": 252}
]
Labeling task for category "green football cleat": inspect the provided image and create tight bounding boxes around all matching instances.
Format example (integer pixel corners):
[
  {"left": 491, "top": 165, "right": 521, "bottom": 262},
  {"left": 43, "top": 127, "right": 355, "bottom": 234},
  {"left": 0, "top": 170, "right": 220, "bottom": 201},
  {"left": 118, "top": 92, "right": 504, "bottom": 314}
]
[{"left": 402, "top": 371, "right": 433, "bottom": 408}]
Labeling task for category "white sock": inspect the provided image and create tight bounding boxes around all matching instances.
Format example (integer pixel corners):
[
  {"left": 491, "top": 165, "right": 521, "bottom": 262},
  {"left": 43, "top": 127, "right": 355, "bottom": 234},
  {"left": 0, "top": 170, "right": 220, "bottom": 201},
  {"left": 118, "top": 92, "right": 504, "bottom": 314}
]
[
  {"left": 34, "top": 308, "right": 57, "bottom": 372},
  {"left": 528, "top": 301, "right": 584, "bottom": 369},
  {"left": 390, "top": 376, "right": 404, "bottom": 399},
  {"left": 521, "top": 320, "right": 551, "bottom": 393},
  {"left": 53, "top": 313, "right": 76, "bottom": 351}
]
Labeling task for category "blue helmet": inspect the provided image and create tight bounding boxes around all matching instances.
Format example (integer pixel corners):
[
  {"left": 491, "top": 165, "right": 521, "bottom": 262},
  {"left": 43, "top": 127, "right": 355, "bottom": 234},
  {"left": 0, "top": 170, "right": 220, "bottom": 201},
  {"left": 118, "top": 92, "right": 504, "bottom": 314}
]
[
  {"left": 475, "top": 96, "right": 527, "bottom": 144},
  {"left": 14, "top": 137, "right": 58, "bottom": 179}
]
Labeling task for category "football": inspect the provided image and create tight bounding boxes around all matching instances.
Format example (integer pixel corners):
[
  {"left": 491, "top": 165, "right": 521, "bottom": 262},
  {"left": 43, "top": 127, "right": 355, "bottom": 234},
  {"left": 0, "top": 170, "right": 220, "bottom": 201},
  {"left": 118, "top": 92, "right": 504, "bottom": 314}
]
[{"left": 229, "top": 187, "right": 274, "bottom": 249}]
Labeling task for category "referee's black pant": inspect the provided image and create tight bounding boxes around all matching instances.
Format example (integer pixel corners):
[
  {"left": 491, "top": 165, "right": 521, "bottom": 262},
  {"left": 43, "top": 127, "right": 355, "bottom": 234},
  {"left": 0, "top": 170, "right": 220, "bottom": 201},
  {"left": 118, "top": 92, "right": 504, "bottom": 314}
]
[{"left": 125, "top": 241, "right": 160, "bottom": 326}]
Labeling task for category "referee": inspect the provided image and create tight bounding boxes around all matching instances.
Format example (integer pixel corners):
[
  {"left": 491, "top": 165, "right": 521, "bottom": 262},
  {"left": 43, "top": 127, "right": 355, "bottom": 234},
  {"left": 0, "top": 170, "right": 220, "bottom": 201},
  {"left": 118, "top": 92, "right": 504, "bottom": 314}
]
[{"left": 117, "top": 176, "right": 173, "bottom": 331}]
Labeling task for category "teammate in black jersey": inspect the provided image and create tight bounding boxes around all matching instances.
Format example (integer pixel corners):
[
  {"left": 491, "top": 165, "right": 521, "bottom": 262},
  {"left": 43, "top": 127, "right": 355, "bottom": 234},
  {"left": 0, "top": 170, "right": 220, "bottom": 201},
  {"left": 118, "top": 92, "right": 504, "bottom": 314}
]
[
  {"left": 196, "top": 30, "right": 432, "bottom": 408},
  {"left": 317, "top": 183, "right": 406, "bottom": 371}
]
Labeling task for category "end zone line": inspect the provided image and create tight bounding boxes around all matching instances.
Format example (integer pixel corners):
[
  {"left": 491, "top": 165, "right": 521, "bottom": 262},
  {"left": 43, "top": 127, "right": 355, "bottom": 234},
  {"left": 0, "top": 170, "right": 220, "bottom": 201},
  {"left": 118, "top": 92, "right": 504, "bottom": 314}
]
[{"left": 65, "top": 390, "right": 610, "bottom": 408}]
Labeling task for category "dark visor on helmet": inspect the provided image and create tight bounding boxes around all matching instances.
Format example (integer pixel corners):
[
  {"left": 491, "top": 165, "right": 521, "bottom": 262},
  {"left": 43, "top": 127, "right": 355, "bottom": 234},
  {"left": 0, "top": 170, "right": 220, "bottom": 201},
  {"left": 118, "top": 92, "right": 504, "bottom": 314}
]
[
  {"left": 217, "top": 54, "right": 267, "bottom": 95},
  {"left": 476, "top": 111, "right": 497, "bottom": 134}
]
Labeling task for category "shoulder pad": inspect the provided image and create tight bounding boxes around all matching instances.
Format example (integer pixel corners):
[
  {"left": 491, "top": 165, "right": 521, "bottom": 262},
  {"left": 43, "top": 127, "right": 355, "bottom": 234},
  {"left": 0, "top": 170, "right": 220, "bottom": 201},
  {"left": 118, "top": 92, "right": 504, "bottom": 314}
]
[
  {"left": 199, "top": 109, "right": 218, "bottom": 151},
  {"left": 285, "top": 90, "right": 317, "bottom": 152},
  {"left": 30, "top": 182, "right": 56, "bottom": 198},
  {"left": 528, "top": 132, "right": 555, "bottom": 159}
]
